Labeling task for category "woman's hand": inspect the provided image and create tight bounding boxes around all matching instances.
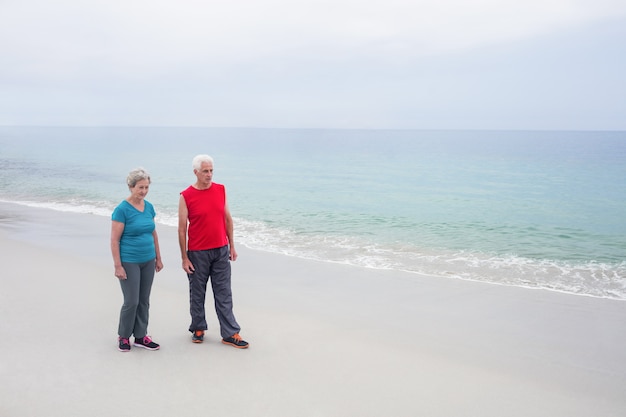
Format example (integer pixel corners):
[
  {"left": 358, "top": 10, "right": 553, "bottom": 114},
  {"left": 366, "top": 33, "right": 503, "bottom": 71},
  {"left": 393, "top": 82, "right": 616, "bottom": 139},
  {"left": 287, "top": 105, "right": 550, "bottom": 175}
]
[{"left": 114, "top": 265, "right": 127, "bottom": 280}]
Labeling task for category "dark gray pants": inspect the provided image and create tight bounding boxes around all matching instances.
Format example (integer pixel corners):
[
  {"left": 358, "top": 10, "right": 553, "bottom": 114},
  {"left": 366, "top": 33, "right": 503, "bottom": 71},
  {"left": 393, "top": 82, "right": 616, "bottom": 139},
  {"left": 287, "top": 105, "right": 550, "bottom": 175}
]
[
  {"left": 187, "top": 246, "right": 241, "bottom": 338},
  {"left": 118, "top": 259, "right": 155, "bottom": 339}
]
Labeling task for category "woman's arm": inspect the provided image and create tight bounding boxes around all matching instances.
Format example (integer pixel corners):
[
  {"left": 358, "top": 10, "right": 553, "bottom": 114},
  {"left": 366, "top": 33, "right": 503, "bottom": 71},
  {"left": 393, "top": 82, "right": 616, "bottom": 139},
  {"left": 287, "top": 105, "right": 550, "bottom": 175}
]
[{"left": 110, "top": 220, "right": 127, "bottom": 280}]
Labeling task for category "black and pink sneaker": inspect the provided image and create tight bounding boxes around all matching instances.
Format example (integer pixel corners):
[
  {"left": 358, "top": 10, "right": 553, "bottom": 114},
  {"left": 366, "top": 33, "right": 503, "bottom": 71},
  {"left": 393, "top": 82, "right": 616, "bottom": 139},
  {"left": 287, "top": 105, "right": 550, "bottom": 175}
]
[
  {"left": 118, "top": 337, "right": 131, "bottom": 352},
  {"left": 133, "top": 336, "right": 160, "bottom": 351}
]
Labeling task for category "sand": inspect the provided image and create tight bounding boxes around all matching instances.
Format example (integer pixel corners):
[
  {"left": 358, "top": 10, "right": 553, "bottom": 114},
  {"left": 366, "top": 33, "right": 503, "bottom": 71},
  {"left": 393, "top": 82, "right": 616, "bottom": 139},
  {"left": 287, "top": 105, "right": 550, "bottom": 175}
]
[{"left": 0, "top": 202, "right": 625, "bottom": 417}]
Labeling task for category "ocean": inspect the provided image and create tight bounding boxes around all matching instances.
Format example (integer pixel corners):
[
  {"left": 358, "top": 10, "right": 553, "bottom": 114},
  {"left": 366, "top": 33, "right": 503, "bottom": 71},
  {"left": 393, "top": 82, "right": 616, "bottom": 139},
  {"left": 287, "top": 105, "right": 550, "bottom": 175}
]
[{"left": 1, "top": 126, "right": 625, "bottom": 299}]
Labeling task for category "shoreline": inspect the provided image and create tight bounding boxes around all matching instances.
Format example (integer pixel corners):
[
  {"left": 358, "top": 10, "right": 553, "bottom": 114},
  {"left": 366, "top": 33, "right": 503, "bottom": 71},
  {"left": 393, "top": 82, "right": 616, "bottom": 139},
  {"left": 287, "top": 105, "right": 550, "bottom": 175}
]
[
  {"left": 2, "top": 199, "right": 624, "bottom": 301},
  {"left": 1, "top": 202, "right": 625, "bottom": 416}
]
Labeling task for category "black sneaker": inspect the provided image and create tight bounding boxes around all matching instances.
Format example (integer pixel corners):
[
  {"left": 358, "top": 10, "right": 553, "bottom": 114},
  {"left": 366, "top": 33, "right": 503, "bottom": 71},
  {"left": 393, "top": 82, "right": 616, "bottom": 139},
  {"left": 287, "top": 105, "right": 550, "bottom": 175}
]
[
  {"left": 118, "top": 337, "right": 131, "bottom": 352},
  {"left": 192, "top": 330, "right": 204, "bottom": 343},
  {"left": 222, "top": 333, "right": 249, "bottom": 349},
  {"left": 133, "top": 335, "right": 160, "bottom": 351}
]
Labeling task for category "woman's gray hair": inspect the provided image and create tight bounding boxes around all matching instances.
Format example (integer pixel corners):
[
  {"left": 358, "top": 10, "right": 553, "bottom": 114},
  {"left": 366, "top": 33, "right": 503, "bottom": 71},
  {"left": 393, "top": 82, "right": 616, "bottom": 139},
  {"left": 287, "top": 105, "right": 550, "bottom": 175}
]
[
  {"left": 126, "top": 167, "right": 151, "bottom": 188},
  {"left": 192, "top": 154, "right": 214, "bottom": 171}
]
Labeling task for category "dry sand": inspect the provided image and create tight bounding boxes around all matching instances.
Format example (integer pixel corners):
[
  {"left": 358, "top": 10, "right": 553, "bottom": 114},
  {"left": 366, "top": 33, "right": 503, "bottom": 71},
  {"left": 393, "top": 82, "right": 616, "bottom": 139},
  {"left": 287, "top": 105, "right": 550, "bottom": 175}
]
[{"left": 0, "top": 202, "right": 625, "bottom": 417}]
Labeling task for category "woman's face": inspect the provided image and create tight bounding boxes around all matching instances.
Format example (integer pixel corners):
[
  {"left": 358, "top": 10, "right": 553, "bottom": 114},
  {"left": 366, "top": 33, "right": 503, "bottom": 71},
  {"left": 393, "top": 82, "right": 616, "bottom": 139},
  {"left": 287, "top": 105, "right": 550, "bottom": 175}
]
[{"left": 130, "top": 178, "right": 150, "bottom": 200}]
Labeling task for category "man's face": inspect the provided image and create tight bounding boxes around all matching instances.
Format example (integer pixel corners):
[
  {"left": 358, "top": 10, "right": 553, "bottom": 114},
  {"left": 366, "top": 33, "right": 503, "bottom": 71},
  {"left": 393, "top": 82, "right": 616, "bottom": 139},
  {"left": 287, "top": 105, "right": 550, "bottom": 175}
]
[{"left": 194, "top": 161, "right": 213, "bottom": 185}]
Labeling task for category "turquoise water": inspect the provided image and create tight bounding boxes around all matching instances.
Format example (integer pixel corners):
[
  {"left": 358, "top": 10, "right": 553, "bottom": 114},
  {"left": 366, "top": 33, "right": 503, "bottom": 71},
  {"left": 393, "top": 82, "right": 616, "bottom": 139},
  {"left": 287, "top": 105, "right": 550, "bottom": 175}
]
[{"left": 1, "top": 126, "right": 625, "bottom": 298}]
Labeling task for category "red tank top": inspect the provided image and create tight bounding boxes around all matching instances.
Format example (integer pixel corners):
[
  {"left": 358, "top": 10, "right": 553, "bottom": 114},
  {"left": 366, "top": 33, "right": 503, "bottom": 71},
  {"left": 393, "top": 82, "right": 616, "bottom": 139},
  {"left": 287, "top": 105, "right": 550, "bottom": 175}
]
[{"left": 181, "top": 184, "right": 228, "bottom": 251}]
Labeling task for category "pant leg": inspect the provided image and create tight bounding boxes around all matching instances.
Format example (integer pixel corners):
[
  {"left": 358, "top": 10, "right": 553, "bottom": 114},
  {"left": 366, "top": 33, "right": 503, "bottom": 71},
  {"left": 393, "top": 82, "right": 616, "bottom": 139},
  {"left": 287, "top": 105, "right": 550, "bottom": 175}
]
[
  {"left": 118, "top": 262, "right": 141, "bottom": 338},
  {"left": 187, "top": 250, "right": 210, "bottom": 332},
  {"left": 133, "top": 259, "right": 156, "bottom": 339},
  {"left": 209, "top": 245, "right": 241, "bottom": 338}
]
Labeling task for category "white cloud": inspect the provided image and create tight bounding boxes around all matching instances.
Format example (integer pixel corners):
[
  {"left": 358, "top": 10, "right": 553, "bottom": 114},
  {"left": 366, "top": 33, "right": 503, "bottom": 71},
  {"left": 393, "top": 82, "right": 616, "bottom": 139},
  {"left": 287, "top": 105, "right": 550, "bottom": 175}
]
[
  {"left": 1, "top": 0, "right": 625, "bottom": 128},
  {"left": 3, "top": 0, "right": 625, "bottom": 75}
]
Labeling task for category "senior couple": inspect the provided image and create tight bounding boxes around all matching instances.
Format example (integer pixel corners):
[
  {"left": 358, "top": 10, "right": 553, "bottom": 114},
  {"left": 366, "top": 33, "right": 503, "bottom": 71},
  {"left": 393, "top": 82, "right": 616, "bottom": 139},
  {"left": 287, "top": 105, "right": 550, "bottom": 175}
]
[{"left": 110, "top": 154, "right": 248, "bottom": 352}]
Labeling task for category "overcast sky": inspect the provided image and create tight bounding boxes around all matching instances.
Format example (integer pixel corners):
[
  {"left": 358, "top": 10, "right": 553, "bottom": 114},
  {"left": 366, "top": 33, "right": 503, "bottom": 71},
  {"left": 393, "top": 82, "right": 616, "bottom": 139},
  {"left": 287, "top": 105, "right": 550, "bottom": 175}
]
[{"left": 1, "top": 0, "right": 625, "bottom": 130}]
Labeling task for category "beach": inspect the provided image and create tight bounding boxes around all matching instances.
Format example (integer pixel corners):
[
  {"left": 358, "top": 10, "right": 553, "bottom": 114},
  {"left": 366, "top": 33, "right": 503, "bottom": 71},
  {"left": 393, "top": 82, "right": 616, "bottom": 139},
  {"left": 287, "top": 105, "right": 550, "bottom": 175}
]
[{"left": 0, "top": 201, "right": 625, "bottom": 417}]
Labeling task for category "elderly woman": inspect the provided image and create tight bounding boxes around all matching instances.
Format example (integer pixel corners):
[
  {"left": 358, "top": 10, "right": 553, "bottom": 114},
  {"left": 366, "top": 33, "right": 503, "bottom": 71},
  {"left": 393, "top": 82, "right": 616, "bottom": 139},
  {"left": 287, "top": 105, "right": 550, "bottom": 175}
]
[{"left": 111, "top": 167, "right": 163, "bottom": 352}]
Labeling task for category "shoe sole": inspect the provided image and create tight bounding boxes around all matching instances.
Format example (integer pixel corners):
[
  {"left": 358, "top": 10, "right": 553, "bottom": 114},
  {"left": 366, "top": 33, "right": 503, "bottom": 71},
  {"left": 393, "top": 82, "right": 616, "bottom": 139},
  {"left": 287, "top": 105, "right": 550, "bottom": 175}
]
[
  {"left": 118, "top": 347, "right": 131, "bottom": 352},
  {"left": 192, "top": 338, "right": 204, "bottom": 343},
  {"left": 221, "top": 340, "right": 249, "bottom": 349}
]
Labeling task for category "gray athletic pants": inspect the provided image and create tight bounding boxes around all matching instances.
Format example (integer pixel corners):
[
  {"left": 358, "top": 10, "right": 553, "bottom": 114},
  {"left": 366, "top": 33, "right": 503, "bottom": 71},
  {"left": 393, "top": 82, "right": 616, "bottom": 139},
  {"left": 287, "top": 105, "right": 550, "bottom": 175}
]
[
  {"left": 118, "top": 259, "right": 155, "bottom": 339},
  {"left": 187, "top": 245, "right": 241, "bottom": 338}
]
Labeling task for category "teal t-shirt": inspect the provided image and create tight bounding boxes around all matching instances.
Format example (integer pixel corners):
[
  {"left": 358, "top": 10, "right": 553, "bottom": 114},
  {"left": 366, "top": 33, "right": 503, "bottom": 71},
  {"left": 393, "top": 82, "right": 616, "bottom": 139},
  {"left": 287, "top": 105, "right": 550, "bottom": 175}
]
[{"left": 111, "top": 200, "right": 156, "bottom": 263}]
